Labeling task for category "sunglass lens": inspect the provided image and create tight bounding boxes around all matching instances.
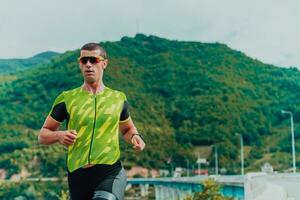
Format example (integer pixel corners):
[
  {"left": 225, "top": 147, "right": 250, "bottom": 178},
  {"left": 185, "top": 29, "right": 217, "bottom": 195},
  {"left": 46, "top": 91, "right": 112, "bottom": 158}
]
[
  {"left": 89, "top": 57, "right": 98, "bottom": 64},
  {"left": 80, "top": 57, "right": 100, "bottom": 64},
  {"left": 80, "top": 57, "right": 88, "bottom": 64}
]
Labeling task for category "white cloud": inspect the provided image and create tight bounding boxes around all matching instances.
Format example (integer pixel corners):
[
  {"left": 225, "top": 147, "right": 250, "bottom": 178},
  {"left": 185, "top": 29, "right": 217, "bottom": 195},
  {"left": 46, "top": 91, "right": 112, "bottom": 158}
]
[{"left": 0, "top": 0, "right": 299, "bottom": 68}]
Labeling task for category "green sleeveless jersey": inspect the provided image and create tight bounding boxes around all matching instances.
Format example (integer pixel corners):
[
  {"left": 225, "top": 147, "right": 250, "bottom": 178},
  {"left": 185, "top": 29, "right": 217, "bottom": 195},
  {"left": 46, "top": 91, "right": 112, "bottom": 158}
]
[{"left": 49, "top": 86, "right": 129, "bottom": 172}]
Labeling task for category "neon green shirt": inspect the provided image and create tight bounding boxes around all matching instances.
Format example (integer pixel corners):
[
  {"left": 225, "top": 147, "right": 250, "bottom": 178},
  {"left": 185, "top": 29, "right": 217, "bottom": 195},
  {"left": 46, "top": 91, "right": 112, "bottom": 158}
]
[{"left": 49, "top": 86, "right": 129, "bottom": 172}]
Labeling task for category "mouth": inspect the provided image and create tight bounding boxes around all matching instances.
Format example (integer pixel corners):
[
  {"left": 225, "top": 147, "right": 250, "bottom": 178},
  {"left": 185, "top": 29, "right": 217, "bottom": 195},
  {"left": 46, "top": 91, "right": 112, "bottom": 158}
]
[{"left": 85, "top": 70, "right": 94, "bottom": 75}]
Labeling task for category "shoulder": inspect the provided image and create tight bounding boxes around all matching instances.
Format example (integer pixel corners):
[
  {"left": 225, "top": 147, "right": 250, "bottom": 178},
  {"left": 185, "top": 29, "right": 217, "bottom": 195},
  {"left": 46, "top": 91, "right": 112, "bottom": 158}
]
[
  {"left": 105, "top": 87, "right": 127, "bottom": 100},
  {"left": 60, "top": 87, "right": 82, "bottom": 99},
  {"left": 63, "top": 86, "right": 82, "bottom": 96},
  {"left": 53, "top": 87, "right": 81, "bottom": 103}
]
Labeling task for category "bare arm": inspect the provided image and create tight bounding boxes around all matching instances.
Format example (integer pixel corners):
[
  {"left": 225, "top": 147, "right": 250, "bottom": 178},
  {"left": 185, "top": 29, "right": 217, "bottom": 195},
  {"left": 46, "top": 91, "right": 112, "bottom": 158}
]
[
  {"left": 119, "top": 118, "right": 145, "bottom": 151},
  {"left": 38, "top": 116, "right": 77, "bottom": 146}
]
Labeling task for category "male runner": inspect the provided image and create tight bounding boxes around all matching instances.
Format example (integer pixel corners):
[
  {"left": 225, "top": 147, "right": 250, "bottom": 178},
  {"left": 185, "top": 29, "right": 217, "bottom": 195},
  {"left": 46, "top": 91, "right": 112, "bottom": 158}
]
[{"left": 38, "top": 42, "right": 145, "bottom": 200}]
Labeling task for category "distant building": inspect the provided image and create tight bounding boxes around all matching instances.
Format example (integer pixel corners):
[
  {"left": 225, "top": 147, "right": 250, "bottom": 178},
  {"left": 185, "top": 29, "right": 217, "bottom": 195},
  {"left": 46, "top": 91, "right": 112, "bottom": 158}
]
[
  {"left": 0, "top": 169, "right": 6, "bottom": 180},
  {"left": 261, "top": 162, "right": 273, "bottom": 174},
  {"left": 126, "top": 166, "right": 159, "bottom": 178},
  {"left": 159, "top": 169, "right": 169, "bottom": 177},
  {"left": 220, "top": 168, "right": 227, "bottom": 174},
  {"left": 193, "top": 169, "right": 208, "bottom": 175},
  {"left": 173, "top": 167, "right": 183, "bottom": 178}
]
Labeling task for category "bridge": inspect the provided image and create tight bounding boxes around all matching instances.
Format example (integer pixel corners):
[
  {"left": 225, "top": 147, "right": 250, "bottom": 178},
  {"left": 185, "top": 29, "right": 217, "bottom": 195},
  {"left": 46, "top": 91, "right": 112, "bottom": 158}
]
[
  {"left": 0, "top": 175, "right": 245, "bottom": 199},
  {"left": 127, "top": 173, "right": 300, "bottom": 200},
  {"left": 127, "top": 175, "right": 244, "bottom": 200}
]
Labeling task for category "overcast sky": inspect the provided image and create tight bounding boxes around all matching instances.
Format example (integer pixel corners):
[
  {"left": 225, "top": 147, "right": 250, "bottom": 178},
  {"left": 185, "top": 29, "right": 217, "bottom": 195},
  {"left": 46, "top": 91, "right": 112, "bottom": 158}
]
[{"left": 1, "top": 0, "right": 300, "bottom": 68}]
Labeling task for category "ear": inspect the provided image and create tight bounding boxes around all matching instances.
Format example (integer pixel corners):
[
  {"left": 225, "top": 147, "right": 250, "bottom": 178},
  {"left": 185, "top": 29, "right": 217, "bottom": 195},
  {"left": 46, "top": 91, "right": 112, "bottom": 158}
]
[{"left": 102, "top": 60, "right": 108, "bottom": 70}]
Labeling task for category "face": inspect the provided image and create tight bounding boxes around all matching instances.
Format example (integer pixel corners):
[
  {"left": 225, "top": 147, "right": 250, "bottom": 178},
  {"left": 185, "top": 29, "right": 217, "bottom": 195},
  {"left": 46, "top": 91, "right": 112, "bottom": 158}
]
[{"left": 79, "top": 49, "right": 107, "bottom": 83}]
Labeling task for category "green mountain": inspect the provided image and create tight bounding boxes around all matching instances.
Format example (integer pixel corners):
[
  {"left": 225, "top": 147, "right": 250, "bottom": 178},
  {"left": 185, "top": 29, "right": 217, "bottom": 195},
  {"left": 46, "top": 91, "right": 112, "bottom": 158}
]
[
  {"left": 0, "top": 51, "right": 60, "bottom": 74},
  {"left": 1, "top": 34, "right": 300, "bottom": 198}
]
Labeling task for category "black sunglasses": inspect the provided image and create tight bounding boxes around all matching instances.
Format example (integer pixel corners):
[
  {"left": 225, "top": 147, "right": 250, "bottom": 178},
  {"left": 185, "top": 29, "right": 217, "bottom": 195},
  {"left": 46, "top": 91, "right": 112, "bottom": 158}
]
[{"left": 79, "top": 56, "right": 105, "bottom": 64}]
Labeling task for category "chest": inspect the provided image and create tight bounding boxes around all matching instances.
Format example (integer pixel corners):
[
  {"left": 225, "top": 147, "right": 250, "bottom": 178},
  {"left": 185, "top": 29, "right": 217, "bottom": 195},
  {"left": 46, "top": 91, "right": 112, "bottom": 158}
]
[{"left": 66, "top": 95, "right": 123, "bottom": 126}]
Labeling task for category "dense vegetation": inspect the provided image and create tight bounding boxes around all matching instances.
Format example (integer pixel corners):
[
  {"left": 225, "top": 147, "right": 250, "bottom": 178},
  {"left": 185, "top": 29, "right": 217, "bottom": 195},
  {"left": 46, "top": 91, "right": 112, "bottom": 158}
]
[{"left": 1, "top": 34, "right": 300, "bottom": 198}]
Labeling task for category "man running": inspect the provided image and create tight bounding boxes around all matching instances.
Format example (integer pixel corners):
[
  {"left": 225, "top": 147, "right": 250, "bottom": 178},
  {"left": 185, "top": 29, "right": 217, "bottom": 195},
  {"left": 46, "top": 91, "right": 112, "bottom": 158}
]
[{"left": 38, "top": 42, "right": 145, "bottom": 200}]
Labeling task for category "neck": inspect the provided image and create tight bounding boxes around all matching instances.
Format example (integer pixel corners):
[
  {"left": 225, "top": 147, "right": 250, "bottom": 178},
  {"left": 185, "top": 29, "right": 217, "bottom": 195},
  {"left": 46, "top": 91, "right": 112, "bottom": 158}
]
[{"left": 82, "top": 80, "right": 105, "bottom": 94}]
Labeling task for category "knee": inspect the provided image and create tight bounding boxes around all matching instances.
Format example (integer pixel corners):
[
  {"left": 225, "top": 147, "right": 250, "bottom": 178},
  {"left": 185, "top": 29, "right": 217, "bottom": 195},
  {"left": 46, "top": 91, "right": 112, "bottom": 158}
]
[{"left": 92, "top": 190, "right": 118, "bottom": 200}]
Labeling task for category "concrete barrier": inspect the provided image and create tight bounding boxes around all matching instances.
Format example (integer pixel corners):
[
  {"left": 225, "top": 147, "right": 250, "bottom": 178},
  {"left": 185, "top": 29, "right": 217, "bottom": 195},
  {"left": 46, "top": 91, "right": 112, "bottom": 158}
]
[
  {"left": 245, "top": 172, "right": 267, "bottom": 200},
  {"left": 245, "top": 172, "right": 289, "bottom": 200}
]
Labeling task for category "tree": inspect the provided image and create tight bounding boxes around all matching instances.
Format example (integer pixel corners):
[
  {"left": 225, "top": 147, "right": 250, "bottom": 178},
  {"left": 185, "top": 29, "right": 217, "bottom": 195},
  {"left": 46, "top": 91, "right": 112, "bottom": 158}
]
[{"left": 185, "top": 179, "right": 233, "bottom": 200}]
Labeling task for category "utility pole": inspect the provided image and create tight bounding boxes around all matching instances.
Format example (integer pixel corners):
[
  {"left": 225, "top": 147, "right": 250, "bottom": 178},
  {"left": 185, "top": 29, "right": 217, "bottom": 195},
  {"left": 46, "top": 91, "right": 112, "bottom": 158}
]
[
  {"left": 241, "top": 135, "right": 244, "bottom": 175},
  {"left": 198, "top": 153, "right": 201, "bottom": 175},
  {"left": 215, "top": 146, "right": 218, "bottom": 175},
  {"left": 236, "top": 133, "right": 244, "bottom": 175},
  {"left": 186, "top": 159, "right": 190, "bottom": 177},
  {"left": 282, "top": 110, "right": 296, "bottom": 173}
]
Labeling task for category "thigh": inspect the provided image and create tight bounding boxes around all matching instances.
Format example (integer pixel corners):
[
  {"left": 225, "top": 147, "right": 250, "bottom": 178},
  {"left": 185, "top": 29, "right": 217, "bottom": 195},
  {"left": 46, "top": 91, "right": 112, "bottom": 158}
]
[
  {"left": 68, "top": 169, "right": 96, "bottom": 200},
  {"left": 93, "top": 168, "right": 127, "bottom": 200},
  {"left": 68, "top": 185, "right": 93, "bottom": 200}
]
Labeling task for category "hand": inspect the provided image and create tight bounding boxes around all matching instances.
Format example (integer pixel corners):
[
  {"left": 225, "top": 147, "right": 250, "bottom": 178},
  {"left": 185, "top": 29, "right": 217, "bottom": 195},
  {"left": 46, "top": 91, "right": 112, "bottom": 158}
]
[
  {"left": 131, "top": 134, "right": 145, "bottom": 151},
  {"left": 57, "top": 130, "right": 77, "bottom": 146}
]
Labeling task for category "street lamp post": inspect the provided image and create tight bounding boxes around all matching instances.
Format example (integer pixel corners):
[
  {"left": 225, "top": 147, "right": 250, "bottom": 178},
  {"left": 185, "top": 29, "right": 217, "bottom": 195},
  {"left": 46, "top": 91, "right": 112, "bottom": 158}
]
[
  {"left": 215, "top": 146, "right": 218, "bottom": 175},
  {"left": 236, "top": 133, "right": 244, "bottom": 175},
  {"left": 197, "top": 153, "right": 201, "bottom": 175},
  {"left": 167, "top": 157, "right": 174, "bottom": 177},
  {"left": 281, "top": 110, "right": 296, "bottom": 173},
  {"left": 186, "top": 159, "right": 190, "bottom": 177}
]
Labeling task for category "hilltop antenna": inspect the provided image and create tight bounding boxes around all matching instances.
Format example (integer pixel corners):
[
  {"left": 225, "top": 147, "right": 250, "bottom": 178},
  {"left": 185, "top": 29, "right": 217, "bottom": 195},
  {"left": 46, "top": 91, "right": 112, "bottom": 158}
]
[{"left": 136, "top": 18, "right": 140, "bottom": 34}]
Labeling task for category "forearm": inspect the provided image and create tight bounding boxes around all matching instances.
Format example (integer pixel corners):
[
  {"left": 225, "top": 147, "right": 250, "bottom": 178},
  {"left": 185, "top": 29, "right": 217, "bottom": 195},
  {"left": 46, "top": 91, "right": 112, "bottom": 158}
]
[
  {"left": 122, "top": 126, "right": 138, "bottom": 144},
  {"left": 120, "top": 119, "right": 145, "bottom": 151},
  {"left": 38, "top": 128, "right": 60, "bottom": 145}
]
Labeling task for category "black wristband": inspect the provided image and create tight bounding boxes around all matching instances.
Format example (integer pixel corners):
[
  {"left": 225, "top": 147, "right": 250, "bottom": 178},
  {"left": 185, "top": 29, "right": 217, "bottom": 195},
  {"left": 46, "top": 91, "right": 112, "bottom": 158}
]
[{"left": 131, "top": 133, "right": 144, "bottom": 141}]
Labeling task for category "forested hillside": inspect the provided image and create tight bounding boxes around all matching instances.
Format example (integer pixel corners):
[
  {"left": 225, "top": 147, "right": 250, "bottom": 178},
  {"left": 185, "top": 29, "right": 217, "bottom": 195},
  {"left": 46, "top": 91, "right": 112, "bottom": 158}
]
[
  {"left": 1, "top": 34, "right": 300, "bottom": 198},
  {"left": 0, "top": 51, "right": 59, "bottom": 73}
]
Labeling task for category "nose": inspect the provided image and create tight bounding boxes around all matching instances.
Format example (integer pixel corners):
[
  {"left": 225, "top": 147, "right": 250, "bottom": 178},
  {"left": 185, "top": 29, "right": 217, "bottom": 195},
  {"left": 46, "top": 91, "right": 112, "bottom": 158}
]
[{"left": 85, "top": 60, "right": 93, "bottom": 67}]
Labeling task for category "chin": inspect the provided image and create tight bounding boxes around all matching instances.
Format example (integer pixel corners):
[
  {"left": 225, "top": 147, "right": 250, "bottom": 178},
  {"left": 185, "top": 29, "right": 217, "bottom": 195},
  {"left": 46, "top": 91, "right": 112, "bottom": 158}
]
[{"left": 85, "top": 78, "right": 97, "bottom": 83}]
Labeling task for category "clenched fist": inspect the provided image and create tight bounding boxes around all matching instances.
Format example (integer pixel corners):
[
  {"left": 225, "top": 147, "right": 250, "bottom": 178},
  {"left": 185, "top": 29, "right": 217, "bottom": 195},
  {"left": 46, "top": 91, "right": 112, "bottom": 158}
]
[{"left": 57, "top": 130, "right": 77, "bottom": 146}]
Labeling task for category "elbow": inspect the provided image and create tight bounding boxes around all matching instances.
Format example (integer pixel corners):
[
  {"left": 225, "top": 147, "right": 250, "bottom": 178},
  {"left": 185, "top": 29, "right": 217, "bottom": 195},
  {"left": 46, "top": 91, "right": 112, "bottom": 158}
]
[
  {"left": 38, "top": 129, "right": 49, "bottom": 145},
  {"left": 38, "top": 133, "right": 45, "bottom": 144}
]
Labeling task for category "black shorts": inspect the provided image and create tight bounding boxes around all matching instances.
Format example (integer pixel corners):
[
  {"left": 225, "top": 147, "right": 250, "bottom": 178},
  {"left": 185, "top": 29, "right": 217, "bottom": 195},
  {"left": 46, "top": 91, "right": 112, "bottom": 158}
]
[{"left": 67, "top": 160, "right": 127, "bottom": 200}]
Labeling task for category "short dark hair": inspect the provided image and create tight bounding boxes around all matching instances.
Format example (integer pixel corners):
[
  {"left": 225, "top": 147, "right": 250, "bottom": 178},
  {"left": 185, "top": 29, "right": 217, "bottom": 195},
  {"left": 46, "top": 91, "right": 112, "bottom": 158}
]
[{"left": 81, "top": 43, "right": 107, "bottom": 59}]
